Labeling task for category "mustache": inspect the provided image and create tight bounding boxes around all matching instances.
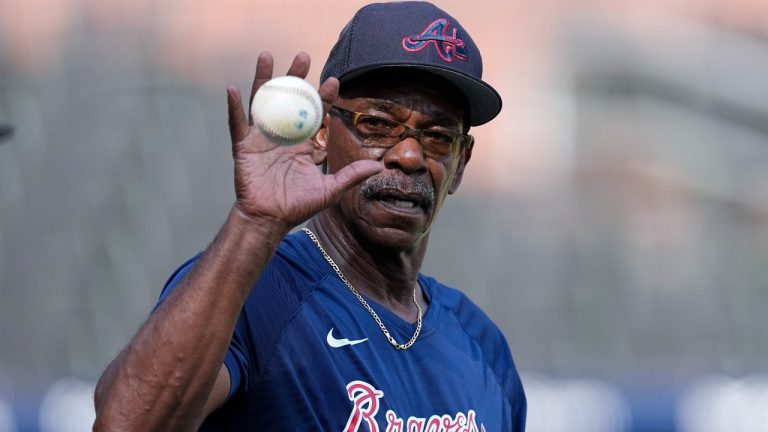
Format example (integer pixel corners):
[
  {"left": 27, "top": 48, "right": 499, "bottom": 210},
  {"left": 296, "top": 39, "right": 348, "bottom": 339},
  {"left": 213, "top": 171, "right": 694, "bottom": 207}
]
[{"left": 360, "top": 174, "right": 435, "bottom": 212}]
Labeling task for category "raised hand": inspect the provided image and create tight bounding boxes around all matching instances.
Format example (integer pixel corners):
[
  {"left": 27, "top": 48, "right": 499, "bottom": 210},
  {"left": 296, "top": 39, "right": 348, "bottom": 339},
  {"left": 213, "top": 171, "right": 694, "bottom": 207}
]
[{"left": 226, "top": 51, "right": 383, "bottom": 229}]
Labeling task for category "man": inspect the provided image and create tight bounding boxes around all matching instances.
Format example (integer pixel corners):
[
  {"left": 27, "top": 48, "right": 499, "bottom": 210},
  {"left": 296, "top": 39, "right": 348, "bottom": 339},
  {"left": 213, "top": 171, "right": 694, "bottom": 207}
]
[{"left": 93, "top": 2, "right": 526, "bottom": 431}]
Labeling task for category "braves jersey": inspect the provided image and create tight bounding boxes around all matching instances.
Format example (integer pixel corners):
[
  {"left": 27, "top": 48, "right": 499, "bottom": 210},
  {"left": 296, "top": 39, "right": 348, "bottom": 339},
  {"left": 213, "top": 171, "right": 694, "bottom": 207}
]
[{"left": 158, "top": 230, "right": 526, "bottom": 431}]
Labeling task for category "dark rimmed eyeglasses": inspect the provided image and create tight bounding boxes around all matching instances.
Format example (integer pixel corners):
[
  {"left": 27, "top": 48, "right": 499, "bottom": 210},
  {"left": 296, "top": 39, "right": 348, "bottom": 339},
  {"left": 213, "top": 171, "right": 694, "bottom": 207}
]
[{"left": 328, "top": 106, "right": 471, "bottom": 161}]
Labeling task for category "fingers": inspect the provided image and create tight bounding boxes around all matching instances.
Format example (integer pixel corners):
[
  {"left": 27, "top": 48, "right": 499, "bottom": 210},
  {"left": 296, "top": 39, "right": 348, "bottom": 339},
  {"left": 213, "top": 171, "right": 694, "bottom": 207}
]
[
  {"left": 227, "top": 86, "right": 249, "bottom": 147},
  {"left": 249, "top": 52, "right": 275, "bottom": 124},
  {"left": 327, "top": 160, "right": 384, "bottom": 197},
  {"left": 248, "top": 51, "right": 312, "bottom": 125},
  {"left": 238, "top": 51, "right": 322, "bottom": 149},
  {"left": 286, "top": 52, "right": 311, "bottom": 78},
  {"left": 318, "top": 77, "right": 340, "bottom": 115}
]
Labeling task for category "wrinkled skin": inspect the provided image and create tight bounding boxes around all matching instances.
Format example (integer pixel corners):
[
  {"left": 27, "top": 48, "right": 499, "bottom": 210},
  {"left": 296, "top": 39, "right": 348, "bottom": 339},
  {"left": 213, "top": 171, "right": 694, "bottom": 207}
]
[{"left": 317, "top": 70, "right": 472, "bottom": 249}]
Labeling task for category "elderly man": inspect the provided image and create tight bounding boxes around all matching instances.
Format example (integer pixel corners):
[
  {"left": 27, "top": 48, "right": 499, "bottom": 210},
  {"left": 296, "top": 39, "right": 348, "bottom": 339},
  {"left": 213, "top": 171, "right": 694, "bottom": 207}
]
[{"left": 93, "top": 2, "right": 526, "bottom": 430}]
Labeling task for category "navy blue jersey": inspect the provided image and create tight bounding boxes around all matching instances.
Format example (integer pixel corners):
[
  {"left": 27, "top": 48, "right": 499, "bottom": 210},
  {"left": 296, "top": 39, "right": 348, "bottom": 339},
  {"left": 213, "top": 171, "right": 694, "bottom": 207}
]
[{"left": 159, "top": 230, "right": 526, "bottom": 431}]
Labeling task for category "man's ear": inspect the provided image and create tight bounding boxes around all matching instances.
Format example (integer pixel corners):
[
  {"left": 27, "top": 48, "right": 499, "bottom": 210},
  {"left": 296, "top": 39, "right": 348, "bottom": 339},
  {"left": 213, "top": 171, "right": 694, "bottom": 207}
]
[
  {"left": 448, "top": 136, "right": 474, "bottom": 194},
  {"left": 312, "top": 115, "right": 329, "bottom": 166}
]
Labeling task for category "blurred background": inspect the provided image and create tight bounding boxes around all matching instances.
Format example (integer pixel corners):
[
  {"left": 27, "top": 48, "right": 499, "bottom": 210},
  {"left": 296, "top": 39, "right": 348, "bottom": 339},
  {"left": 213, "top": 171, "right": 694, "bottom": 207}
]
[{"left": 1, "top": 0, "right": 767, "bottom": 430}]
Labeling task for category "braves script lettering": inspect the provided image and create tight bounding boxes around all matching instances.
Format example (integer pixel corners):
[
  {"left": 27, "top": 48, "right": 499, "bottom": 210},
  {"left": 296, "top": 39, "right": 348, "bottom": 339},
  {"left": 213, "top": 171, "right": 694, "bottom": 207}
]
[
  {"left": 343, "top": 380, "right": 485, "bottom": 432},
  {"left": 402, "top": 19, "right": 467, "bottom": 62}
]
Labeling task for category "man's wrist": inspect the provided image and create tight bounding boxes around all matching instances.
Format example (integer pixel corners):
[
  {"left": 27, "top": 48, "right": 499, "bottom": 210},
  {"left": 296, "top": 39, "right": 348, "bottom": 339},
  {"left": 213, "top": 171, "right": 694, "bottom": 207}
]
[{"left": 227, "top": 203, "right": 293, "bottom": 246}]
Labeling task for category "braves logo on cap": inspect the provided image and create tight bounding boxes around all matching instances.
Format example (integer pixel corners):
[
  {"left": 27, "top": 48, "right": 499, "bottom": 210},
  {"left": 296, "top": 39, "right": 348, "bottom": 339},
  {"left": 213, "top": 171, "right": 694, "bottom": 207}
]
[{"left": 402, "top": 18, "right": 467, "bottom": 62}]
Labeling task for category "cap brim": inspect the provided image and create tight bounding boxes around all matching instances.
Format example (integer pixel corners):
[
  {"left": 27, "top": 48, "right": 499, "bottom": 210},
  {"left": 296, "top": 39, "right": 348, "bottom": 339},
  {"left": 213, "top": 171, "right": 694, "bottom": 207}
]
[{"left": 337, "top": 64, "right": 502, "bottom": 127}]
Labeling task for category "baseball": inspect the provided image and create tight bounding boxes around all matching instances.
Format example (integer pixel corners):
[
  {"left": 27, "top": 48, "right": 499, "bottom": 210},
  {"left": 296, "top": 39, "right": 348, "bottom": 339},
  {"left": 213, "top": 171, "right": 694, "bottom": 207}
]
[{"left": 250, "top": 75, "right": 323, "bottom": 145}]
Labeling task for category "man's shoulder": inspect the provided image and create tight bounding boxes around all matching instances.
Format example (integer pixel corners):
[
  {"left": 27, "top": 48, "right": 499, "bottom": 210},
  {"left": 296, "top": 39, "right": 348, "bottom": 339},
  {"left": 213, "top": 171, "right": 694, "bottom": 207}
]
[
  {"left": 250, "top": 229, "right": 327, "bottom": 298},
  {"left": 422, "top": 276, "right": 496, "bottom": 324},
  {"left": 158, "top": 229, "right": 324, "bottom": 305},
  {"left": 421, "top": 275, "right": 507, "bottom": 344},
  {"left": 272, "top": 228, "right": 323, "bottom": 270}
]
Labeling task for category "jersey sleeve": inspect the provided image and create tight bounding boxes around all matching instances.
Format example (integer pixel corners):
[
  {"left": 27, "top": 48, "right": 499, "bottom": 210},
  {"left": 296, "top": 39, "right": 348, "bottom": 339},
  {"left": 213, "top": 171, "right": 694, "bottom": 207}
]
[
  {"left": 494, "top": 332, "right": 527, "bottom": 431},
  {"left": 428, "top": 279, "right": 527, "bottom": 431},
  {"left": 461, "top": 305, "right": 527, "bottom": 431}
]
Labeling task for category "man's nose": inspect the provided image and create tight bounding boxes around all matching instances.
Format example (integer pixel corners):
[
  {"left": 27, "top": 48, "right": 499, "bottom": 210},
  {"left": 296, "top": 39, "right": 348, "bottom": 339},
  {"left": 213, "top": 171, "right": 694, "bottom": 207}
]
[{"left": 381, "top": 135, "right": 428, "bottom": 174}]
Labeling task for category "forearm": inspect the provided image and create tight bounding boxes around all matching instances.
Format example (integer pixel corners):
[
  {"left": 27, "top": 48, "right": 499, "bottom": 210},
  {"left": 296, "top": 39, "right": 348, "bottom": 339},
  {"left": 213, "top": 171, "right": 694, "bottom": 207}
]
[{"left": 94, "top": 207, "right": 289, "bottom": 431}]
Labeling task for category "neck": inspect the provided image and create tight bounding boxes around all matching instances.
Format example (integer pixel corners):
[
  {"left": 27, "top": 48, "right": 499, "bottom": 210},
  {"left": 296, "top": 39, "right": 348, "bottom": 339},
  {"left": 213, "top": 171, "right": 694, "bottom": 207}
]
[{"left": 307, "top": 210, "right": 429, "bottom": 322}]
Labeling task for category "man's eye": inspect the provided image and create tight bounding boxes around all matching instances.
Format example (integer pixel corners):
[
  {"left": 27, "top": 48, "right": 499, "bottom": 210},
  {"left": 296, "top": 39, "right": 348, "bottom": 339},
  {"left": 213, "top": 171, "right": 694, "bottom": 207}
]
[
  {"left": 357, "top": 116, "right": 397, "bottom": 133},
  {"left": 423, "top": 130, "right": 455, "bottom": 145}
]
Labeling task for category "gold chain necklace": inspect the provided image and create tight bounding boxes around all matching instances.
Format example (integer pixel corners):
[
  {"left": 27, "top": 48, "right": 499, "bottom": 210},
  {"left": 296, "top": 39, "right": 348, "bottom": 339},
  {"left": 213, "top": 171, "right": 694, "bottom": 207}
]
[{"left": 303, "top": 227, "right": 423, "bottom": 350}]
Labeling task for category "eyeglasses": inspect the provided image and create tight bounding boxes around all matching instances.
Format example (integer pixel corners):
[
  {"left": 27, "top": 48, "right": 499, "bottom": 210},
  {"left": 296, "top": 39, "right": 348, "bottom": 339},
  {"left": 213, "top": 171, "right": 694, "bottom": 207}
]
[{"left": 328, "top": 106, "right": 471, "bottom": 161}]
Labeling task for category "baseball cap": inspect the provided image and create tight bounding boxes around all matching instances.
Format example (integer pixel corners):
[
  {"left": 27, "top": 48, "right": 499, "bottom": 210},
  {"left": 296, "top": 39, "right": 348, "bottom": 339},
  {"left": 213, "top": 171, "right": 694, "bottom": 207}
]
[{"left": 320, "top": 1, "right": 502, "bottom": 126}]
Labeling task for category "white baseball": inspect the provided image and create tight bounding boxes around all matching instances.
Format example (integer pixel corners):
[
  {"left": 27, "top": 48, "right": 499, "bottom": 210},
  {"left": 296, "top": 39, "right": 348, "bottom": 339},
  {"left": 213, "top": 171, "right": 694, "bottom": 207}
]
[{"left": 250, "top": 76, "right": 323, "bottom": 145}]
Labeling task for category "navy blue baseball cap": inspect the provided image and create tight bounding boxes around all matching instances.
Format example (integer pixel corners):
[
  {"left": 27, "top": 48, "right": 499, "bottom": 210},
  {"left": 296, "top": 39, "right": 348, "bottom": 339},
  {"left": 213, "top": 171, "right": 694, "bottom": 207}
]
[{"left": 320, "top": 1, "right": 502, "bottom": 126}]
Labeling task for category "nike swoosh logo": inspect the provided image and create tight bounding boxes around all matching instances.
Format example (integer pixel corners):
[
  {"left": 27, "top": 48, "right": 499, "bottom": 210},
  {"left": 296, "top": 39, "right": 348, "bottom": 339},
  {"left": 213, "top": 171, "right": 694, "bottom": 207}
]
[{"left": 326, "top": 328, "right": 368, "bottom": 348}]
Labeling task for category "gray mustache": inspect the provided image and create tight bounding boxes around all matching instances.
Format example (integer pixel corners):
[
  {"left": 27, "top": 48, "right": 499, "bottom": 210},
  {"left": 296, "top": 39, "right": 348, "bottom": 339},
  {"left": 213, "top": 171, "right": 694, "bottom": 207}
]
[{"left": 361, "top": 175, "right": 435, "bottom": 212}]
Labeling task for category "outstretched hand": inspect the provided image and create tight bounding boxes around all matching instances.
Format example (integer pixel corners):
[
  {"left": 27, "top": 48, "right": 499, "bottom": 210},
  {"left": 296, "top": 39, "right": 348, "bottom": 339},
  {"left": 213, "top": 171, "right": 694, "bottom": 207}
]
[{"left": 226, "top": 51, "right": 383, "bottom": 229}]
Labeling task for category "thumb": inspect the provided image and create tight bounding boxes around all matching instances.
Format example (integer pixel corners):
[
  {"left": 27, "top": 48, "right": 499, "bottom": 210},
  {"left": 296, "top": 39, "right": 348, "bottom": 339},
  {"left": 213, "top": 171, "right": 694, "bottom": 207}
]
[{"left": 324, "top": 160, "right": 384, "bottom": 199}]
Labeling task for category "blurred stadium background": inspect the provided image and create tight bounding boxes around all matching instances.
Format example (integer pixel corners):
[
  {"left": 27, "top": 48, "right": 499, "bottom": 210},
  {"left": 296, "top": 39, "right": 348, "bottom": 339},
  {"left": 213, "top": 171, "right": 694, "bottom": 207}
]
[{"left": 1, "top": 0, "right": 767, "bottom": 430}]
